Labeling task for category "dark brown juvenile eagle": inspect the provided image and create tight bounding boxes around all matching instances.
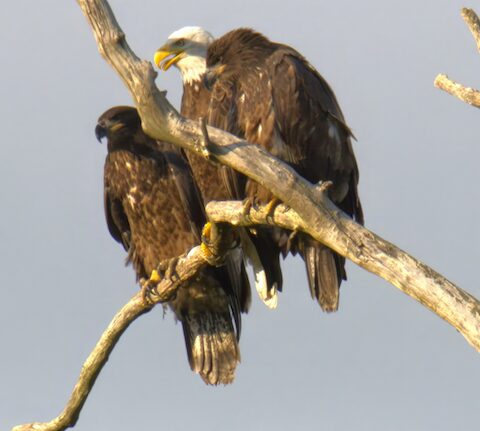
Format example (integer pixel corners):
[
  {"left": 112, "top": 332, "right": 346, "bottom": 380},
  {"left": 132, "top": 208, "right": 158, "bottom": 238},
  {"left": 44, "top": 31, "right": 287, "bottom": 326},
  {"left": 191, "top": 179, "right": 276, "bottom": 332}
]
[
  {"left": 154, "top": 27, "right": 282, "bottom": 308},
  {"left": 96, "top": 106, "right": 250, "bottom": 385},
  {"left": 204, "top": 28, "right": 364, "bottom": 312}
]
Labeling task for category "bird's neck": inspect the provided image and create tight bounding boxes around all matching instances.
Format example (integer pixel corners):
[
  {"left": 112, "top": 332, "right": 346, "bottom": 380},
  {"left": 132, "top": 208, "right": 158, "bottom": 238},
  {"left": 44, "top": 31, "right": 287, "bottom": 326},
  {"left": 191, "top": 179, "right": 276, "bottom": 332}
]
[{"left": 177, "top": 56, "right": 207, "bottom": 85}]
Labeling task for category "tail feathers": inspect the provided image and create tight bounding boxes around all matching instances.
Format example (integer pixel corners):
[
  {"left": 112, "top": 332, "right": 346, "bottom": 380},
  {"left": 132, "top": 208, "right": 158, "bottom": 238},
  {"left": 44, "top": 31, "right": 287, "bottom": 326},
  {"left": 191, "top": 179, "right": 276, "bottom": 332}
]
[
  {"left": 182, "top": 311, "right": 240, "bottom": 385},
  {"left": 239, "top": 259, "right": 252, "bottom": 313},
  {"left": 239, "top": 228, "right": 280, "bottom": 309},
  {"left": 225, "top": 246, "right": 252, "bottom": 316},
  {"left": 301, "top": 235, "right": 346, "bottom": 312},
  {"left": 337, "top": 172, "right": 364, "bottom": 226}
]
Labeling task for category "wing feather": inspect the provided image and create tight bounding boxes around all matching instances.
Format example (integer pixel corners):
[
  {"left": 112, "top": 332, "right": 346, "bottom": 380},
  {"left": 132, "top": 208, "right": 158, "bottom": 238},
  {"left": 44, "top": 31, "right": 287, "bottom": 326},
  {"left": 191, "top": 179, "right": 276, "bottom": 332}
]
[
  {"left": 104, "top": 173, "right": 131, "bottom": 251},
  {"left": 268, "top": 48, "right": 363, "bottom": 222},
  {"left": 162, "top": 144, "right": 206, "bottom": 243}
]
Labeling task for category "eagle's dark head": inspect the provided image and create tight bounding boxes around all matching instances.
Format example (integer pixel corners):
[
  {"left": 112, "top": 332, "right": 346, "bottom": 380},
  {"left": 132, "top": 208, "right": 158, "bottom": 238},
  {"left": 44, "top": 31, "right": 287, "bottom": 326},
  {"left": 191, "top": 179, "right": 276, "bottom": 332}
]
[
  {"left": 95, "top": 106, "right": 141, "bottom": 144},
  {"left": 205, "top": 28, "right": 273, "bottom": 89}
]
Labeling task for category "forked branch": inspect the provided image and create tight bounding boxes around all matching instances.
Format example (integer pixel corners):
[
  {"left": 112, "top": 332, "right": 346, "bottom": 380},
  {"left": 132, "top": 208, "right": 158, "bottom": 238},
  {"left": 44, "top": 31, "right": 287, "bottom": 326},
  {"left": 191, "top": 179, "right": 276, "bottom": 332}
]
[
  {"left": 12, "top": 2, "right": 480, "bottom": 431},
  {"left": 434, "top": 8, "right": 480, "bottom": 107},
  {"left": 75, "top": 0, "right": 480, "bottom": 349}
]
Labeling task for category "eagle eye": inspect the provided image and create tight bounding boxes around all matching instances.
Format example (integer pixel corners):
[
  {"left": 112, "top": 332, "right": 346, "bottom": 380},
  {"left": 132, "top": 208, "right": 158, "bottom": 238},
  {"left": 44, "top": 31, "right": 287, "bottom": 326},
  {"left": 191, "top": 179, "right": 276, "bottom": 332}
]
[{"left": 176, "top": 38, "right": 185, "bottom": 47}]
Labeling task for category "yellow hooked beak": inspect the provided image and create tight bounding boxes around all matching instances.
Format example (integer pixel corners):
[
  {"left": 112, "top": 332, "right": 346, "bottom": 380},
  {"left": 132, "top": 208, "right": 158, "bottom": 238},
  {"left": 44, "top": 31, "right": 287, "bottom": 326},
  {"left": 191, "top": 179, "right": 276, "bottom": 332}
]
[{"left": 153, "top": 46, "right": 185, "bottom": 71}]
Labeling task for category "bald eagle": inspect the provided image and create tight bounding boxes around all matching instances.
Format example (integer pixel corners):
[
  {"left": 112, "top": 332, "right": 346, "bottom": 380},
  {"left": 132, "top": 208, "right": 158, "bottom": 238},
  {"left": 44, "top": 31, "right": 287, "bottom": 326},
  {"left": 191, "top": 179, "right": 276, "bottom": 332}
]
[
  {"left": 154, "top": 27, "right": 283, "bottom": 308},
  {"left": 96, "top": 106, "right": 250, "bottom": 385},
  {"left": 203, "top": 28, "right": 364, "bottom": 312}
]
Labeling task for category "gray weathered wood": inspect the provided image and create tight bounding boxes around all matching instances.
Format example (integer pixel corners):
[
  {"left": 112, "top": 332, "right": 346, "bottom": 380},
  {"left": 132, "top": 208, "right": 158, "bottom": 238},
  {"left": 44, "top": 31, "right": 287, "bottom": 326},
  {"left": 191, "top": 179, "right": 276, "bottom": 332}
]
[
  {"left": 463, "top": 7, "right": 480, "bottom": 53},
  {"left": 435, "top": 8, "right": 480, "bottom": 107},
  {"left": 78, "top": 0, "right": 480, "bottom": 350},
  {"left": 11, "top": 245, "right": 208, "bottom": 431},
  {"left": 207, "top": 200, "right": 480, "bottom": 352},
  {"left": 434, "top": 73, "right": 480, "bottom": 108},
  {"left": 11, "top": 1, "right": 480, "bottom": 431}
]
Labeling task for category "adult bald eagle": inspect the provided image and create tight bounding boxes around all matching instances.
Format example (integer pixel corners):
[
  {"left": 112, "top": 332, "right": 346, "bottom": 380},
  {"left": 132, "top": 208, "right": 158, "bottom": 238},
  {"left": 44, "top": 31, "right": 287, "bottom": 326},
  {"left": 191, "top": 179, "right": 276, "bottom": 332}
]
[
  {"left": 96, "top": 106, "right": 250, "bottom": 385},
  {"left": 204, "top": 28, "right": 364, "bottom": 312},
  {"left": 154, "top": 27, "right": 283, "bottom": 308}
]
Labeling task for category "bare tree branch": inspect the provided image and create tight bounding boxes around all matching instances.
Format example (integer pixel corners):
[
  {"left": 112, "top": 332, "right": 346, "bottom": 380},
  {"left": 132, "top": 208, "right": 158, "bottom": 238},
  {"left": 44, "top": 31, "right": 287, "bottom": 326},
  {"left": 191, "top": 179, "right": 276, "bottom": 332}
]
[
  {"left": 206, "top": 200, "right": 480, "bottom": 350},
  {"left": 12, "top": 294, "right": 150, "bottom": 431},
  {"left": 434, "top": 74, "right": 480, "bottom": 108},
  {"left": 11, "top": 245, "right": 208, "bottom": 431},
  {"left": 76, "top": 0, "right": 480, "bottom": 349},
  {"left": 13, "top": 1, "right": 480, "bottom": 430},
  {"left": 435, "top": 8, "right": 480, "bottom": 107},
  {"left": 462, "top": 7, "right": 480, "bottom": 53}
]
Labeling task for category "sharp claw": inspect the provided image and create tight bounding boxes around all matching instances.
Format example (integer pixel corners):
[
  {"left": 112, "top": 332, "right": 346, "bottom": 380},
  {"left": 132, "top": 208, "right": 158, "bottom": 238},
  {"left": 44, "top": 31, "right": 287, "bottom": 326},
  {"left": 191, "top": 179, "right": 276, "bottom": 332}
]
[
  {"left": 265, "top": 197, "right": 281, "bottom": 223},
  {"left": 164, "top": 257, "right": 180, "bottom": 281},
  {"left": 242, "top": 197, "right": 254, "bottom": 219},
  {"left": 201, "top": 222, "right": 215, "bottom": 263},
  {"left": 140, "top": 259, "right": 180, "bottom": 304},
  {"left": 200, "top": 221, "right": 230, "bottom": 266},
  {"left": 141, "top": 274, "right": 160, "bottom": 305}
]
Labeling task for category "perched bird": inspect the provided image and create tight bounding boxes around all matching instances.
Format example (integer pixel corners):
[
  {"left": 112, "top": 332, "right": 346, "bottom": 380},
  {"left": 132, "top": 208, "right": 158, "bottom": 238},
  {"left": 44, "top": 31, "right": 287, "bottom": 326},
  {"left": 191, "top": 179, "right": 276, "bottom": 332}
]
[
  {"left": 154, "top": 27, "right": 282, "bottom": 308},
  {"left": 96, "top": 106, "right": 250, "bottom": 384},
  {"left": 204, "top": 28, "right": 364, "bottom": 312}
]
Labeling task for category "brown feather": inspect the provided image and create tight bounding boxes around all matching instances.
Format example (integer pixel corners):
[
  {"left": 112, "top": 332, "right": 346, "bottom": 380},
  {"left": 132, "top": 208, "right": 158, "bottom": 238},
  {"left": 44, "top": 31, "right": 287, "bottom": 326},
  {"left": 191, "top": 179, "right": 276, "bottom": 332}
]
[
  {"left": 180, "top": 79, "right": 282, "bottom": 304},
  {"left": 206, "top": 29, "right": 364, "bottom": 310},
  {"left": 98, "top": 106, "right": 248, "bottom": 384}
]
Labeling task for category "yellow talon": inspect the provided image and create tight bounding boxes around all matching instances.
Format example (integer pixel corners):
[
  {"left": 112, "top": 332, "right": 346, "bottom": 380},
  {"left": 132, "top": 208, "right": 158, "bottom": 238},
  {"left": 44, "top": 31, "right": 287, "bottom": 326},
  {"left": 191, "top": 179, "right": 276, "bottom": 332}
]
[
  {"left": 201, "top": 242, "right": 214, "bottom": 259},
  {"left": 149, "top": 269, "right": 161, "bottom": 283},
  {"left": 265, "top": 197, "right": 281, "bottom": 219},
  {"left": 202, "top": 222, "right": 212, "bottom": 240}
]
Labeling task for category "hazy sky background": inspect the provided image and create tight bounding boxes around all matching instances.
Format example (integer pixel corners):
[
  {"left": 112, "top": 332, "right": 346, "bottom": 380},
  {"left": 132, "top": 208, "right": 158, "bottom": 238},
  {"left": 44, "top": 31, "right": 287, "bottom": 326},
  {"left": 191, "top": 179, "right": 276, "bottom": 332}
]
[{"left": 2, "top": 1, "right": 480, "bottom": 430}]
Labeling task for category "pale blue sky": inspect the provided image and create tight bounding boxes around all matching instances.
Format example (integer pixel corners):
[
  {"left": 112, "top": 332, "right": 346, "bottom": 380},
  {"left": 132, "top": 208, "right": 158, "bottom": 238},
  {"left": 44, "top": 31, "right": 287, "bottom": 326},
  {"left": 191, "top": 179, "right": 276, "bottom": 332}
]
[{"left": 2, "top": 1, "right": 479, "bottom": 430}]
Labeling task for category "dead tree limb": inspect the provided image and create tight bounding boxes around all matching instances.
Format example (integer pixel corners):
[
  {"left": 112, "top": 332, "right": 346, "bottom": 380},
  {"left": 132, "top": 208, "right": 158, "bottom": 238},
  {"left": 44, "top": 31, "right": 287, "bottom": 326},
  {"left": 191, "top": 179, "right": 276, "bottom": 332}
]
[
  {"left": 434, "top": 8, "right": 480, "bottom": 107},
  {"left": 206, "top": 200, "right": 480, "bottom": 348},
  {"left": 11, "top": 294, "right": 149, "bottom": 431},
  {"left": 11, "top": 245, "right": 208, "bottom": 431},
  {"left": 462, "top": 7, "right": 480, "bottom": 53},
  {"left": 76, "top": 0, "right": 480, "bottom": 349},
  {"left": 13, "top": 1, "right": 480, "bottom": 430}
]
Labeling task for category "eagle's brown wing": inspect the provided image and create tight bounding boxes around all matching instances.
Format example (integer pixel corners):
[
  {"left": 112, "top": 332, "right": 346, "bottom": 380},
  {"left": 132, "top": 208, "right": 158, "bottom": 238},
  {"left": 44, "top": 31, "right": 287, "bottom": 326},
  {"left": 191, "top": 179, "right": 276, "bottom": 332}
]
[
  {"left": 268, "top": 47, "right": 363, "bottom": 223},
  {"left": 220, "top": 44, "right": 363, "bottom": 311},
  {"left": 100, "top": 106, "right": 248, "bottom": 384},
  {"left": 104, "top": 188, "right": 131, "bottom": 252},
  {"left": 208, "top": 77, "right": 284, "bottom": 304}
]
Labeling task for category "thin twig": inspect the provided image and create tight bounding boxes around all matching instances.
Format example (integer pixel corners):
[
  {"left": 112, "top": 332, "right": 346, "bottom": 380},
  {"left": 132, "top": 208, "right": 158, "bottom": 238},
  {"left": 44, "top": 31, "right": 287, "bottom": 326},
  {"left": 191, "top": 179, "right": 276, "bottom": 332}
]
[
  {"left": 434, "top": 74, "right": 480, "bottom": 108},
  {"left": 462, "top": 8, "right": 480, "bottom": 53},
  {"left": 434, "top": 8, "right": 480, "bottom": 107}
]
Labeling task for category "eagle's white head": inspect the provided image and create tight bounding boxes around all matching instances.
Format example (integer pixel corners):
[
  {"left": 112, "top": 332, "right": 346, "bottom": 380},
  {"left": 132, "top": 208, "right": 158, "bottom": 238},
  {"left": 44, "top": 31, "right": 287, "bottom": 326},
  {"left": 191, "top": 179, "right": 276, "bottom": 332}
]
[{"left": 154, "top": 26, "right": 214, "bottom": 85}]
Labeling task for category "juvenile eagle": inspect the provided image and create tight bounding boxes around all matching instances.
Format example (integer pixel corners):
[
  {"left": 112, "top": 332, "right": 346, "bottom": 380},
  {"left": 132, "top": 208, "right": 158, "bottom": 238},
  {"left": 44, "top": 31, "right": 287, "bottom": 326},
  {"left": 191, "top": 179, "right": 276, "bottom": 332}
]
[
  {"left": 96, "top": 106, "right": 250, "bottom": 385},
  {"left": 204, "top": 28, "right": 364, "bottom": 312},
  {"left": 154, "top": 27, "right": 283, "bottom": 308}
]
